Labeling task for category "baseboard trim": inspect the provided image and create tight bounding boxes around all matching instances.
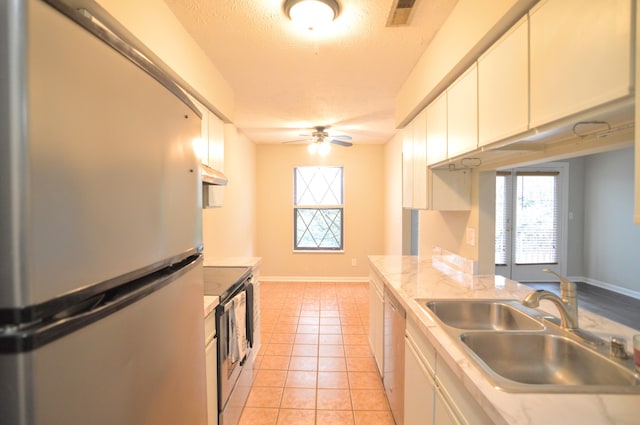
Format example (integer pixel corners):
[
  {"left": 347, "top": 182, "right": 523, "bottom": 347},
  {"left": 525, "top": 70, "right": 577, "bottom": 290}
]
[
  {"left": 568, "top": 276, "right": 640, "bottom": 300},
  {"left": 259, "top": 276, "right": 369, "bottom": 283}
]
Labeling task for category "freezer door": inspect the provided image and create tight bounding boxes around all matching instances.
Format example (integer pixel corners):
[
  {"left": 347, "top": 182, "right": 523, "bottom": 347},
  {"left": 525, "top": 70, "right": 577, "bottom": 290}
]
[
  {"left": 0, "top": 258, "right": 208, "bottom": 425},
  {"left": 0, "top": 0, "right": 202, "bottom": 310}
]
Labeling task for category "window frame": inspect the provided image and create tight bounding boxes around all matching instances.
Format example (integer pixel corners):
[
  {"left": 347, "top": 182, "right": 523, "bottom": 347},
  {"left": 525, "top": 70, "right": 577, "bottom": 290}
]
[{"left": 293, "top": 166, "right": 344, "bottom": 252}]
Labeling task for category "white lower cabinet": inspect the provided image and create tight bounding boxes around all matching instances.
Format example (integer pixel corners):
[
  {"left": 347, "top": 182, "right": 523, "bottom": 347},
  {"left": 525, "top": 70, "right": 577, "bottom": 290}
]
[
  {"left": 404, "top": 336, "right": 435, "bottom": 425},
  {"left": 368, "top": 274, "right": 385, "bottom": 376},
  {"left": 404, "top": 318, "right": 494, "bottom": 425},
  {"left": 204, "top": 311, "right": 218, "bottom": 425}
]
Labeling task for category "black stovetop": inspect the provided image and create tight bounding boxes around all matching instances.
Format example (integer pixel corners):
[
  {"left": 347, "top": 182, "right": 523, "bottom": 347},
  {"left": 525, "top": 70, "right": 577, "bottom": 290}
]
[{"left": 203, "top": 266, "right": 252, "bottom": 302}]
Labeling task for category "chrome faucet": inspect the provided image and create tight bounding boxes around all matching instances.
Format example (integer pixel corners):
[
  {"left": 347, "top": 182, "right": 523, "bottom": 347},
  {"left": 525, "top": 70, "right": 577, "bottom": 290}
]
[{"left": 522, "top": 269, "right": 579, "bottom": 329}]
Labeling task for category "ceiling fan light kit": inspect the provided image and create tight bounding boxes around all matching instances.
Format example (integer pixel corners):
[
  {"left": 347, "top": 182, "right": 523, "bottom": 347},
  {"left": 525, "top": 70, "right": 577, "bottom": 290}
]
[{"left": 284, "top": 0, "right": 340, "bottom": 31}]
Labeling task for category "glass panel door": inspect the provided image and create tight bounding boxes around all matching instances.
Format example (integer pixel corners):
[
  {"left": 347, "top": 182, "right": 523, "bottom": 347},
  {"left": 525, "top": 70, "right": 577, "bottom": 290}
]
[{"left": 495, "top": 164, "right": 567, "bottom": 281}]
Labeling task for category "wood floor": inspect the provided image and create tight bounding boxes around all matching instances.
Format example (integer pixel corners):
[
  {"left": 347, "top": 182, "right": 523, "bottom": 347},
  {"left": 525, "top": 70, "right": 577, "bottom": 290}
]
[{"left": 523, "top": 281, "right": 640, "bottom": 329}]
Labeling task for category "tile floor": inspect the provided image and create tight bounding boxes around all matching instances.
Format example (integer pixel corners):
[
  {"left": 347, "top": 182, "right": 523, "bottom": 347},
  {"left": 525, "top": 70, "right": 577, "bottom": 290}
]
[{"left": 239, "top": 281, "right": 395, "bottom": 425}]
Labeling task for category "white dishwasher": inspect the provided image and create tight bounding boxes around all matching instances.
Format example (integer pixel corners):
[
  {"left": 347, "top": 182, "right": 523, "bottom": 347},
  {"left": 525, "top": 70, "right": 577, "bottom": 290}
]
[
  {"left": 384, "top": 288, "right": 405, "bottom": 425},
  {"left": 205, "top": 304, "right": 218, "bottom": 425}
]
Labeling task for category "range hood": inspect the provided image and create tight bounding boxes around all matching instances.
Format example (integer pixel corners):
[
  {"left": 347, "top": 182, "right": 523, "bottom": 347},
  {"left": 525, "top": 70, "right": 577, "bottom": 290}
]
[
  {"left": 201, "top": 164, "right": 227, "bottom": 209},
  {"left": 201, "top": 164, "right": 228, "bottom": 186}
]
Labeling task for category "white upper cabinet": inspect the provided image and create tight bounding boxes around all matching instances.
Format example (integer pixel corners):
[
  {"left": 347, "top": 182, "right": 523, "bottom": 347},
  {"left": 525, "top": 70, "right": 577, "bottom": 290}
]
[
  {"left": 478, "top": 16, "right": 529, "bottom": 147},
  {"left": 412, "top": 110, "right": 428, "bottom": 210},
  {"left": 529, "top": 0, "right": 633, "bottom": 127},
  {"left": 447, "top": 64, "right": 478, "bottom": 158},
  {"left": 402, "top": 120, "right": 414, "bottom": 209},
  {"left": 402, "top": 110, "right": 428, "bottom": 209},
  {"left": 426, "top": 92, "right": 448, "bottom": 165},
  {"left": 207, "top": 112, "right": 225, "bottom": 172}
]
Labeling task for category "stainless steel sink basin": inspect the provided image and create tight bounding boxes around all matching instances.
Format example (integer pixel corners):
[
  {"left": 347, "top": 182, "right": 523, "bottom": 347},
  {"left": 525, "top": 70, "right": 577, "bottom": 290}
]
[
  {"left": 460, "top": 332, "right": 640, "bottom": 393},
  {"left": 423, "top": 300, "right": 544, "bottom": 331}
]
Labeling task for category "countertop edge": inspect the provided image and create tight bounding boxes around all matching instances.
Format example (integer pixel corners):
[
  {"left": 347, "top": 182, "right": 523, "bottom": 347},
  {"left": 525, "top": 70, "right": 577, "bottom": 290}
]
[{"left": 368, "top": 255, "right": 640, "bottom": 425}]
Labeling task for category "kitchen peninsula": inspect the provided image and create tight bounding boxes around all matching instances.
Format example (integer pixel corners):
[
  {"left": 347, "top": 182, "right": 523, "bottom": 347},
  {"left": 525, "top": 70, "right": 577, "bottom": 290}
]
[{"left": 369, "top": 253, "right": 640, "bottom": 425}]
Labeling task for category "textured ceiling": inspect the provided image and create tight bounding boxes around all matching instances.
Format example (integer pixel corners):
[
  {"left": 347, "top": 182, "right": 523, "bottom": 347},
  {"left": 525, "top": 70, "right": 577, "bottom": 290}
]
[{"left": 164, "top": 0, "right": 458, "bottom": 144}]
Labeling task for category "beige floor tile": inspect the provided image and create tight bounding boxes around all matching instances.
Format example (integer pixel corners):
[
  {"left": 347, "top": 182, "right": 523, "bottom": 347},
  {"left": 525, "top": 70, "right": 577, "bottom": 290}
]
[
  {"left": 295, "top": 334, "right": 319, "bottom": 345},
  {"left": 345, "top": 357, "right": 377, "bottom": 373},
  {"left": 277, "top": 409, "right": 316, "bottom": 425},
  {"left": 253, "top": 370, "right": 287, "bottom": 387},
  {"left": 319, "top": 344, "right": 345, "bottom": 357},
  {"left": 238, "top": 407, "right": 279, "bottom": 425},
  {"left": 289, "top": 356, "right": 318, "bottom": 371},
  {"left": 343, "top": 344, "right": 372, "bottom": 358},
  {"left": 319, "top": 334, "right": 343, "bottom": 345},
  {"left": 246, "top": 387, "right": 284, "bottom": 408},
  {"left": 285, "top": 370, "right": 317, "bottom": 388},
  {"left": 341, "top": 325, "right": 365, "bottom": 335},
  {"left": 269, "top": 333, "right": 297, "bottom": 344},
  {"left": 292, "top": 344, "right": 319, "bottom": 356},
  {"left": 318, "top": 357, "right": 347, "bottom": 372},
  {"left": 316, "top": 410, "right": 355, "bottom": 425},
  {"left": 320, "top": 310, "right": 340, "bottom": 317},
  {"left": 280, "top": 388, "right": 317, "bottom": 409},
  {"left": 350, "top": 389, "right": 389, "bottom": 411},
  {"left": 265, "top": 343, "right": 293, "bottom": 356},
  {"left": 342, "top": 334, "right": 369, "bottom": 345},
  {"left": 317, "top": 371, "right": 349, "bottom": 389},
  {"left": 316, "top": 389, "right": 352, "bottom": 410},
  {"left": 299, "top": 316, "right": 320, "bottom": 325},
  {"left": 348, "top": 372, "right": 384, "bottom": 390},
  {"left": 260, "top": 355, "right": 290, "bottom": 370},
  {"left": 320, "top": 317, "right": 341, "bottom": 325},
  {"left": 297, "top": 324, "right": 320, "bottom": 334},
  {"left": 353, "top": 410, "right": 395, "bottom": 425},
  {"left": 319, "top": 325, "right": 342, "bottom": 334}
]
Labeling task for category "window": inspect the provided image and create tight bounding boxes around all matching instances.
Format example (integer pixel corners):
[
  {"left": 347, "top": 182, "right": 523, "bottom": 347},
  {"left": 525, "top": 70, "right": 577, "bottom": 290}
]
[{"left": 294, "top": 166, "right": 343, "bottom": 250}]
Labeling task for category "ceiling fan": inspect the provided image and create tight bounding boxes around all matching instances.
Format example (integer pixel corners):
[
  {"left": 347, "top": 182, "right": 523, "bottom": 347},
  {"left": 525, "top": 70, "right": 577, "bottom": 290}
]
[{"left": 284, "top": 126, "right": 353, "bottom": 147}]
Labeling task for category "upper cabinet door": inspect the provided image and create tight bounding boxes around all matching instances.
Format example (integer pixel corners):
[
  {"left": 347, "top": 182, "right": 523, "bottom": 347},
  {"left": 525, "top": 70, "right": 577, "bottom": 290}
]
[
  {"left": 402, "top": 121, "right": 414, "bottom": 209},
  {"left": 412, "top": 110, "right": 428, "bottom": 210},
  {"left": 529, "top": 0, "right": 633, "bottom": 127},
  {"left": 426, "top": 92, "right": 448, "bottom": 165},
  {"left": 447, "top": 64, "right": 478, "bottom": 158},
  {"left": 478, "top": 16, "right": 528, "bottom": 147}
]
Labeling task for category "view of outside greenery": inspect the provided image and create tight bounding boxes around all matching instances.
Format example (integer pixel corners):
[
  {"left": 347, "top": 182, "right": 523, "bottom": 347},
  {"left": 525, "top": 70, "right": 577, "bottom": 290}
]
[{"left": 294, "top": 166, "right": 343, "bottom": 250}]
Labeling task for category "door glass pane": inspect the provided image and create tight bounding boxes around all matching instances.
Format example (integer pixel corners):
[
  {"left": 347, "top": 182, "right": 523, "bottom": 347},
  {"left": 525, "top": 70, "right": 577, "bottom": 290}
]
[
  {"left": 514, "top": 174, "right": 558, "bottom": 264},
  {"left": 495, "top": 175, "right": 509, "bottom": 265}
]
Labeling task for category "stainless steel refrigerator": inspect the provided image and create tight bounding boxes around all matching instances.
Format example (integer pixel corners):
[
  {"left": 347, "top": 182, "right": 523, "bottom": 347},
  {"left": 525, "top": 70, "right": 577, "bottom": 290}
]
[{"left": 0, "top": 1, "right": 208, "bottom": 424}]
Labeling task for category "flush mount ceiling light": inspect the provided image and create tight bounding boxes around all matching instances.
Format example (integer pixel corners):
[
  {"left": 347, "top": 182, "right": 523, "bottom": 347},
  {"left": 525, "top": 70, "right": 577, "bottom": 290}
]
[{"left": 284, "top": 0, "right": 340, "bottom": 31}]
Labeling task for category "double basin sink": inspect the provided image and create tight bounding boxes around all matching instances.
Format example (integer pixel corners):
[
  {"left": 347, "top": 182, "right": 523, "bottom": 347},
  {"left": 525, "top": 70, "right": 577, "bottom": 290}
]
[{"left": 418, "top": 299, "right": 640, "bottom": 393}]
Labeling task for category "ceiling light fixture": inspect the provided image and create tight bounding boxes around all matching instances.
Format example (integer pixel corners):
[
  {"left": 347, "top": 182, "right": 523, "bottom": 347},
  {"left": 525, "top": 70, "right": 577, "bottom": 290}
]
[
  {"left": 308, "top": 141, "right": 331, "bottom": 155},
  {"left": 284, "top": 0, "right": 340, "bottom": 31}
]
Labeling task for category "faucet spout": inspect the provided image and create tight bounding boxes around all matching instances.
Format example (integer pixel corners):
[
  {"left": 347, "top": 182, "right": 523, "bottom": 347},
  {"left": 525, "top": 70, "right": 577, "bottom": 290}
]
[{"left": 521, "top": 270, "right": 579, "bottom": 329}]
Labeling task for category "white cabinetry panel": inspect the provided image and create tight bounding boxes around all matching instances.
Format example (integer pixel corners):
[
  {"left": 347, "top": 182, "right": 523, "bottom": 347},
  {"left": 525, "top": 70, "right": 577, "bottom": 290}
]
[
  {"left": 426, "top": 92, "right": 448, "bottom": 165},
  {"left": 478, "top": 16, "right": 528, "bottom": 146},
  {"left": 529, "top": 0, "right": 632, "bottom": 127},
  {"left": 447, "top": 64, "right": 478, "bottom": 158}
]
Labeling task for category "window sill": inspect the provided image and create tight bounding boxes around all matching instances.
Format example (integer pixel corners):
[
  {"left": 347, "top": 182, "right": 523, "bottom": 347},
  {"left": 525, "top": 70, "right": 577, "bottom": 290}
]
[{"left": 293, "top": 250, "right": 345, "bottom": 254}]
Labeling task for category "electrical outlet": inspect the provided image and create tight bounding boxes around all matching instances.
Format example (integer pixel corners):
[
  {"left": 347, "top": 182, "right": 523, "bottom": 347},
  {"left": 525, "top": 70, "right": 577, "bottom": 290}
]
[{"left": 351, "top": 258, "right": 357, "bottom": 266}]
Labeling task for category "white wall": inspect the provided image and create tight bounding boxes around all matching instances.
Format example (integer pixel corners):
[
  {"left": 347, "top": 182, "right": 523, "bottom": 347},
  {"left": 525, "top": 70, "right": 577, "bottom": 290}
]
[
  {"left": 94, "top": 0, "right": 234, "bottom": 120},
  {"left": 255, "top": 144, "right": 384, "bottom": 279},
  {"left": 383, "top": 132, "right": 404, "bottom": 255},
  {"left": 566, "top": 157, "right": 585, "bottom": 276},
  {"left": 582, "top": 147, "right": 640, "bottom": 295},
  {"left": 202, "top": 126, "right": 257, "bottom": 258}
]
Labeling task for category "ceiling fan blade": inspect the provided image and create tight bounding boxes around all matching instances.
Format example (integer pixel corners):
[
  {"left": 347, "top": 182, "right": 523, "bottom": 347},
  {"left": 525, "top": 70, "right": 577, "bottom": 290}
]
[
  {"left": 330, "top": 139, "right": 353, "bottom": 147},
  {"left": 283, "top": 138, "right": 313, "bottom": 144},
  {"left": 330, "top": 135, "right": 352, "bottom": 140}
]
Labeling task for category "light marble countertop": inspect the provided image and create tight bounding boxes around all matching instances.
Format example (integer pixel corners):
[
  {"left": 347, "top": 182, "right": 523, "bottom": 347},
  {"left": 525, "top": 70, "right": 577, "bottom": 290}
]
[
  {"left": 202, "top": 256, "right": 262, "bottom": 317},
  {"left": 368, "top": 255, "right": 640, "bottom": 425}
]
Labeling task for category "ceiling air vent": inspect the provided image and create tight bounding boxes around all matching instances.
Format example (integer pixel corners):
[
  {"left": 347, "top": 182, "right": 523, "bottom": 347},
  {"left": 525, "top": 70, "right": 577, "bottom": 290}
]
[{"left": 387, "top": 0, "right": 418, "bottom": 26}]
